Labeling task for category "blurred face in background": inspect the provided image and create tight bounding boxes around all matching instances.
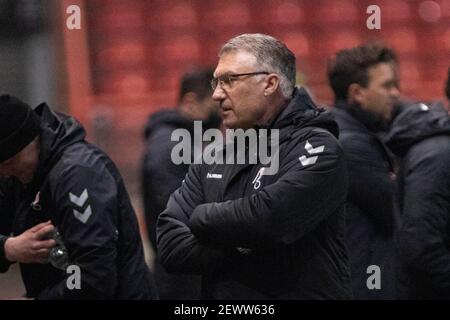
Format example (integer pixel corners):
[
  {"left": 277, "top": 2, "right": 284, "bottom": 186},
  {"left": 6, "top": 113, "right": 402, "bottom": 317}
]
[
  {"left": 351, "top": 62, "right": 400, "bottom": 121},
  {"left": 212, "top": 50, "right": 270, "bottom": 129},
  {"left": 0, "top": 138, "right": 39, "bottom": 184},
  {"left": 193, "top": 95, "right": 219, "bottom": 121},
  {"left": 180, "top": 92, "right": 218, "bottom": 122}
]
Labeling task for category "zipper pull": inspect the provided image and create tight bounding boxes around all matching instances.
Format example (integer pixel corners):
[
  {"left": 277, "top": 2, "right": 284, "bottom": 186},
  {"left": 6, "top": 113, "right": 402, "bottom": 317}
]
[{"left": 30, "top": 191, "right": 42, "bottom": 211}]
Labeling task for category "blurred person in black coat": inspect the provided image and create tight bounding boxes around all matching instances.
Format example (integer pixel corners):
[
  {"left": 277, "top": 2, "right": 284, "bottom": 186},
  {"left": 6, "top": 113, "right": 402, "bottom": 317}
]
[
  {"left": 384, "top": 72, "right": 450, "bottom": 298},
  {"left": 141, "top": 67, "right": 220, "bottom": 299},
  {"left": 327, "top": 43, "right": 401, "bottom": 299}
]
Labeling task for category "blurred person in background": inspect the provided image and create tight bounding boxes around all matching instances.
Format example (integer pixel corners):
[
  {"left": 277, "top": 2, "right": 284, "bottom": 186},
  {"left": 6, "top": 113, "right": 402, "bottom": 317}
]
[
  {"left": 0, "top": 95, "right": 157, "bottom": 299},
  {"left": 141, "top": 67, "right": 220, "bottom": 299},
  {"left": 157, "top": 33, "right": 351, "bottom": 299},
  {"left": 384, "top": 78, "right": 450, "bottom": 298},
  {"left": 327, "top": 43, "right": 401, "bottom": 299}
]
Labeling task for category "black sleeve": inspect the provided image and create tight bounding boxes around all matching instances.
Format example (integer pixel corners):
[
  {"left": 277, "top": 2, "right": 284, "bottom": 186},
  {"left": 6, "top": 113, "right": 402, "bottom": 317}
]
[
  {"left": 187, "top": 131, "right": 349, "bottom": 248},
  {"left": 156, "top": 164, "right": 231, "bottom": 275},
  {"left": 36, "top": 164, "right": 119, "bottom": 299},
  {"left": 398, "top": 145, "right": 450, "bottom": 294},
  {"left": 0, "top": 181, "right": 14, "bottom": 273}
]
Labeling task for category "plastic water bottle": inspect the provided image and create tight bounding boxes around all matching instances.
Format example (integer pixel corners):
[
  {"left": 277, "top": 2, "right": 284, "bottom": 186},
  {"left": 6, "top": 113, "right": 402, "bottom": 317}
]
[{"left": 48, "top": 228, "right": 70, "bottom": 270}]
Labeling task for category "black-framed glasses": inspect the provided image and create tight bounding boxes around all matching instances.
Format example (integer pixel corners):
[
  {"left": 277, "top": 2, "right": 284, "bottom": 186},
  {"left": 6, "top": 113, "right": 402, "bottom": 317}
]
[{"left": 211, "top": 71, "right": 269, "bottom": 90}]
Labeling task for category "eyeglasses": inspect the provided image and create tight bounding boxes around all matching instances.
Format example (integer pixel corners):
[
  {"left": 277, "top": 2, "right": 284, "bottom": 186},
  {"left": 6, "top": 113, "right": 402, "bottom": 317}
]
[{"left": 211, "top": 71, "right": 269, "bottom": 90}]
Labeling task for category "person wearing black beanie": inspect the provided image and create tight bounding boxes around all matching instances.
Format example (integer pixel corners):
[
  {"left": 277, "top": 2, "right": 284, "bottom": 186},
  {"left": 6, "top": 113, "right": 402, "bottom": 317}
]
[
  {"left": 0, "top": 95, "right": 41, "bottom": 163},
  {"left": 0, "top": 94, "right": 157, "bottom": 300},
  {"left": 0, "top": 95, "right": 41, "bottom": 184}
]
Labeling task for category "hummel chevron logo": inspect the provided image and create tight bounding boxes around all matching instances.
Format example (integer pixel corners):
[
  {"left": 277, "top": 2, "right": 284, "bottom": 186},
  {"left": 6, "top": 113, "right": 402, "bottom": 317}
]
[
  {"left": 237, "top": 247, "right": 253, "bottom": 255},
  {"left": 299, "top": 140, "right": 325, "bottom": 166},
  {"left": 69, "top": 189, "right": 88, "bottom": 207},
  {"left": 69, "top": 189, "right": 92, "bottom": 224},
  {"left": 304, "top": 140, "right": 325, "bottom": 154}
]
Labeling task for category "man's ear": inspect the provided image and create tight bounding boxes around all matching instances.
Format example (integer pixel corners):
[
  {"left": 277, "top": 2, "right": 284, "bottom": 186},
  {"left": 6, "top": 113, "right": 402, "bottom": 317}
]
[
  {"left": 348, "top": 83, "right": 365, "bottom": 105},
  {"left": 178, "top": 92, "right": 199, "bottom": 119},
  {"left": 180, "top": 92, "right": 197, "bottom": 106},
  {"left": 263, "top": 74, "right": 280, "bottom": 96}
]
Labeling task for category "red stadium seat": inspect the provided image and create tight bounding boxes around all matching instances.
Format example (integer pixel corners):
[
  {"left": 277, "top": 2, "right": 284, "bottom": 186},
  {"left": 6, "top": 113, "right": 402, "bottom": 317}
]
[
  {"left": 202, "top": 0, "right": 251, "bottom": 29},
  {"left": 442, "top": 0, "right": 450, "bottom": 17},
  {"left": 318, "top": 0, "right": 359, "bottom": 24},
  {"left": 444, "top": 29, "right": 450, "bottom": 51},
  {"left": 398, "top": 59, "right": 421, "bottom": 82},
  {"left": 96, "top": 41, "right": 146, "bottom": 69},
  {"left": 282, "top": 32, "right": 310, "bottom": 57},
  {"left": 160, "top": 36, "right": 200, "bottom": 62},
  {"left": 158, "top": 2, "right": 198, "bottom": 30},
  {"left": 384, "top": 29, "right": 418, "bottom": 54},
  {"left": 379, "top": 0, "right": 413, "bottom": 23},
  {"left": 313, "top": 30, "right": 363, "bottom": 58},
  {"left": 98, "top": 71, "right": 150, "bottom": 95},
  {"left": 91, "top": 3, "right": 146, "bottom": 32},
  {"left": 259, "top": 0, "right": 306, "bottom": 27}
]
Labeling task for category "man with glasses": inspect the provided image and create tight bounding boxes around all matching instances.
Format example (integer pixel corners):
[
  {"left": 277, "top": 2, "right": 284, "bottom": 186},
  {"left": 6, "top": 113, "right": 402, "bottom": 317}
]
[{"left": 157, "top": 33, "right": 351, "bottom": 299}]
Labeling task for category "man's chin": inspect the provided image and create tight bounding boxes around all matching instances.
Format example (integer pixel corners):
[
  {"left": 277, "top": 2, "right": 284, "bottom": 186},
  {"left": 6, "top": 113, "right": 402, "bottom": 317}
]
[
  {"left": 223, "top": 124, "right": 236, "bottom": 130},
  {"left": 222, "top": 117, "right": 253, "bottom": 130},
  {"left": 224, "top": 121, "right": 251, "bottom": 130},
  {"left": 222, "top": 118, "right": 238, "bottom": 129}
]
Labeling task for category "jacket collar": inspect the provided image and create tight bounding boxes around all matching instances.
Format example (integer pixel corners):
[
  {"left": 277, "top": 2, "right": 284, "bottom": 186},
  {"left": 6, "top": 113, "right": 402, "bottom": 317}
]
[{"left": 333, "top": 100, "right": 390, "bottom": 134}]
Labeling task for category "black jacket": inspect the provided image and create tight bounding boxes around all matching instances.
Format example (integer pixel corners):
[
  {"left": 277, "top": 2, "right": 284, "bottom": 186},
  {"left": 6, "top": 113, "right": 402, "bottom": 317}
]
[
  {"left": 141, "top": 109, "right": 202, "bottom": 299},
  {"left": 385, "top": 103, "right": 450, "bottom": 299},
  {"left": 157, "top": 88, "right": 352, "bottom": 299},
  {"left": 142, "top": 109, "right": 194, "bottom": 250},
  {"left": 0, "top": 104, "right": 157, "bottom": 299},
  {"left": 331, "top": 102, "right": 399, "bottom": 299}
]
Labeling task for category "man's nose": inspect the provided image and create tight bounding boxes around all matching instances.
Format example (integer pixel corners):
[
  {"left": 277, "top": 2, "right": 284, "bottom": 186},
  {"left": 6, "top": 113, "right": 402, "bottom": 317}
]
[
  {"left": 391, "top": 86, "right": 400, "bottom": 99},
  {"left": 212, "top": 85, "right": 226, "bottom": 101}
]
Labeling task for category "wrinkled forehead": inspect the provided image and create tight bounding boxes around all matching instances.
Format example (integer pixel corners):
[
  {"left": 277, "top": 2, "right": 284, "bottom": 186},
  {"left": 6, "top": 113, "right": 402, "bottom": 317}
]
[{"left": 214, "top": 50, "right": 259, "bottom": 77}]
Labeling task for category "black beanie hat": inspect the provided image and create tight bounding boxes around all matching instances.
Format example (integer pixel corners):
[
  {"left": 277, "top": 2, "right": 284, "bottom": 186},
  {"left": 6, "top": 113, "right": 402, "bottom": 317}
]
[{"left": 0, "top": 94, "right": 41, "bottom": 163}]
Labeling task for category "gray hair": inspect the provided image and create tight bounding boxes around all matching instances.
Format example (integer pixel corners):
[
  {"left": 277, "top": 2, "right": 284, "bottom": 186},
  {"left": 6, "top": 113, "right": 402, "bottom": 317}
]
[{"left": 219, "top": 33, "right": 296, "bottom": 99}]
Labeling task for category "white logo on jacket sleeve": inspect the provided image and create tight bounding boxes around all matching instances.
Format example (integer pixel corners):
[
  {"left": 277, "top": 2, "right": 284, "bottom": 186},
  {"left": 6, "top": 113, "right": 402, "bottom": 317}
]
[
  {"left": 69, "top": 189, "right": 92, "bottom": 224},
  {"left": 299, "top": 140, "right": 325, "bottom": 166},
  {"left": 252, "top": 167, "right": 265, "bottom": 190}
]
